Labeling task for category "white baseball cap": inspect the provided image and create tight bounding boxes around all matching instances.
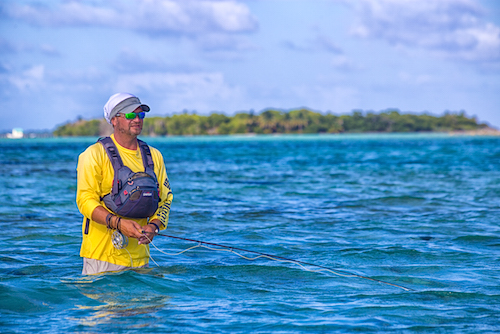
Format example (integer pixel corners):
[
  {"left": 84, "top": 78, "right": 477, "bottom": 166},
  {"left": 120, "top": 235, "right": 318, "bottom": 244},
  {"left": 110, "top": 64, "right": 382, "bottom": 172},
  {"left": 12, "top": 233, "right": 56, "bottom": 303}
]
[{"left": 103, "top": 93, "right": 150, "bottom": 124}]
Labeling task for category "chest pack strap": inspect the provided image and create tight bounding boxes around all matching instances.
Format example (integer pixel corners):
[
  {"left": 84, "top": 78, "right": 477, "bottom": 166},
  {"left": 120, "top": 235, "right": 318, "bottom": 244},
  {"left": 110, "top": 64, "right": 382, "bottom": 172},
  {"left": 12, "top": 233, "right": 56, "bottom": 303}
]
[
  {"left": 98, "top": 137, "right": 155, "bottom": 194},
  {"left": 137, "top": 139, "right": 154, "bottom": 171}
]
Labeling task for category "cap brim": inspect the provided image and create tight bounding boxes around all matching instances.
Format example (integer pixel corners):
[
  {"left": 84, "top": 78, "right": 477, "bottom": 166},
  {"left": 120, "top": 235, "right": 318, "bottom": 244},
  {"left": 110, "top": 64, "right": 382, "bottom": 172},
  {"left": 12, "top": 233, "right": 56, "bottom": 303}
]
[{"left": 120, "top": 104, "right": 150, "bottom": 114}]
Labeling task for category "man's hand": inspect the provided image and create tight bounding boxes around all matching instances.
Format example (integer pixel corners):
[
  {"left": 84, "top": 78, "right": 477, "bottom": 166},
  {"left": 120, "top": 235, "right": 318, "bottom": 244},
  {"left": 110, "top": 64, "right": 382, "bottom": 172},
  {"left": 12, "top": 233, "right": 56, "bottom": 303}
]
[
  {"left": 119, "top": 218, "right": 145, "bottom": 240},
  {"left": 90, "top": 206, "right": 158, "bottom": 245},
  {"left": 138, "top": 223, "right": 156, "bottom": 245}
]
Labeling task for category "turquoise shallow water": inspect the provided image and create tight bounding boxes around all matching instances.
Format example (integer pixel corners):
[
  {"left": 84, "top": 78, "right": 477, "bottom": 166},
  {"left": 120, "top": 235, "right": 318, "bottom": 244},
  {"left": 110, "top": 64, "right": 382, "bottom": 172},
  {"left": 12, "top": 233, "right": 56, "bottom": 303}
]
[{"left": 1, "top": 134, "right": 500, "bottom": 333}]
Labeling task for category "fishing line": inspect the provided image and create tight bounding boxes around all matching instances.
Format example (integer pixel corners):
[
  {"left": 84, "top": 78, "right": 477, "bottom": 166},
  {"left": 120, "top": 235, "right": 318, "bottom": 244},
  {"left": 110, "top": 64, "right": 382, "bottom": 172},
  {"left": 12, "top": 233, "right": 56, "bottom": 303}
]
[{"left": 144, "top": 232, "right": 413, "bottom": 291}]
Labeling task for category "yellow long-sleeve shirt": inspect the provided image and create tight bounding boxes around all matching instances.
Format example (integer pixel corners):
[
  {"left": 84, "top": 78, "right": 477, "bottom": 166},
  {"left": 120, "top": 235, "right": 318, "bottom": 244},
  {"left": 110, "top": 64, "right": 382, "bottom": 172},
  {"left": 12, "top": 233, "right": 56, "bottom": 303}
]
[{"left": 76, "top": 134, "right": 173, "bottom": 267}]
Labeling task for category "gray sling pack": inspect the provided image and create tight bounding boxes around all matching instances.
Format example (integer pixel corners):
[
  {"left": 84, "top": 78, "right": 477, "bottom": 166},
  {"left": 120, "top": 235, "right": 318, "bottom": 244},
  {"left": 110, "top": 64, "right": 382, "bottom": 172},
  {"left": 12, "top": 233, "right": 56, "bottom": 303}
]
[{"left": 99, "top": 137, "right": 160, "bottom": 218}]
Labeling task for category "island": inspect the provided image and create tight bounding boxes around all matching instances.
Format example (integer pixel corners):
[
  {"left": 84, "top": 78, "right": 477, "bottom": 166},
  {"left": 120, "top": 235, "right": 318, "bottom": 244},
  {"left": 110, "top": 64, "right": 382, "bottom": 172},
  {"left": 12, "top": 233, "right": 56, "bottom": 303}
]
[{"left": 53, "top": 108, "right": 496, "bottom": 137}]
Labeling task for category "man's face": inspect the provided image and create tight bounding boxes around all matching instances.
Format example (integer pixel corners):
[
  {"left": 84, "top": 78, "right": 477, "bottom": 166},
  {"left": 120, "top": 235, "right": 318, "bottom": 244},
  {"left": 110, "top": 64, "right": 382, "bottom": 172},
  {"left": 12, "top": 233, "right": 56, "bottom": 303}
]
[{"left": 111, "top": 106, "right": 144, "bottom": 137}]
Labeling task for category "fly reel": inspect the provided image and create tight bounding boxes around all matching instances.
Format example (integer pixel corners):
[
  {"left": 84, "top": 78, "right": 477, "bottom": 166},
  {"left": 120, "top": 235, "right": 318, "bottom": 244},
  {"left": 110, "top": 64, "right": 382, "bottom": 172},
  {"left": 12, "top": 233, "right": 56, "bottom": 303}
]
[{"left": 111, "top": 230, "right": 129, "bottom": 249}]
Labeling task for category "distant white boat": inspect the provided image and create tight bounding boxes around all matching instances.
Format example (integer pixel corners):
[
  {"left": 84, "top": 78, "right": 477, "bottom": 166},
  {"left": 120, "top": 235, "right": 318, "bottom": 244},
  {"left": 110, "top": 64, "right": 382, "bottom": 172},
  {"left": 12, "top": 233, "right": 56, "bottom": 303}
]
[{"left": 6, "top": 128, "right": 23, "bottom": 139}]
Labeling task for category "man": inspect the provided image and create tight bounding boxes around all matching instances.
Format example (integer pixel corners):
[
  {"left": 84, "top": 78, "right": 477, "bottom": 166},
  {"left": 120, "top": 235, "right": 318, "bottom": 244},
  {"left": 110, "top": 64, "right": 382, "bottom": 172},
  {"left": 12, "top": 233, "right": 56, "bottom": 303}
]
[{"left": 76, "top": 93, "right": 173, "bottom": 275}]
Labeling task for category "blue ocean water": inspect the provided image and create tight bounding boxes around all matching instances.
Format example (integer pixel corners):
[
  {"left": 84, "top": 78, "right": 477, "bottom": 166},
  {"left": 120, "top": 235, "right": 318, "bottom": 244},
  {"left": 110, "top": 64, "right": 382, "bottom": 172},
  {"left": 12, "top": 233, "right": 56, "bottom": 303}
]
[{"left": 1, "top": 134, "right": 499, "bottom": 333}]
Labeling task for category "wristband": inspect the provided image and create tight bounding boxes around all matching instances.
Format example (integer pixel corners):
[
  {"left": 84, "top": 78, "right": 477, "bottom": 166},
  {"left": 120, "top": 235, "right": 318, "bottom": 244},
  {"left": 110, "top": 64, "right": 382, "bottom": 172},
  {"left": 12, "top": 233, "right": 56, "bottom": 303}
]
[
  {"left": 148, "top": 222, "right": 160, "bottom": 233},
  {"left": 106, "top": 213, "right": 114, "bottom": 230},
  {"left": 116, "top": 217, "right": 122, "bottom": 232}
]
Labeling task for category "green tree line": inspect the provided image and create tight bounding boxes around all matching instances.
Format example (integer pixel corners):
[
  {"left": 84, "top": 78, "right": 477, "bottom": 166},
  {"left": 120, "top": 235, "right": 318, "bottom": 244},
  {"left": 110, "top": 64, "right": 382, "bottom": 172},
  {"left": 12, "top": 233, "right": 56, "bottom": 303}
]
[{"left": 53, "top": 109, "right": 489, "bottom": 137}]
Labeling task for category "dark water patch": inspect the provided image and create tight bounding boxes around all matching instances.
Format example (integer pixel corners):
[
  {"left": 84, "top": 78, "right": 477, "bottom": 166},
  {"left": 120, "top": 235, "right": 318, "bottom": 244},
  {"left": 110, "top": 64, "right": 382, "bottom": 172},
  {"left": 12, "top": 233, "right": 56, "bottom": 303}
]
[
  {"left": 453, "top": 235, "right": 500, "bottom": 245},
  {"left": 0, "top": 285, "right": 53, "bottom": 313},
  {"left": 8, "top": 264, "right": 52, "bottom": 276}
]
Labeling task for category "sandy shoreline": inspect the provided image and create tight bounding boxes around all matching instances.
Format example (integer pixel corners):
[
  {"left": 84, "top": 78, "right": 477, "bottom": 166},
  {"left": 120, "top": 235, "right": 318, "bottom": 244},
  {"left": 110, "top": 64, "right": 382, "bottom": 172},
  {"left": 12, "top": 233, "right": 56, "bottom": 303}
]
[{"left": 449, "top": 127, "right": 500, "bottom": 136}]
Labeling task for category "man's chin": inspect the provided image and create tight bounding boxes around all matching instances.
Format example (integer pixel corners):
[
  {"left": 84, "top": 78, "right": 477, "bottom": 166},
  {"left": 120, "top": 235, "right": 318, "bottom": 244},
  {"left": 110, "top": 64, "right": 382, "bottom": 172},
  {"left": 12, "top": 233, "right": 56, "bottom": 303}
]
[{"left": 130, "top": 126, "right": 142, "bottom": 135}]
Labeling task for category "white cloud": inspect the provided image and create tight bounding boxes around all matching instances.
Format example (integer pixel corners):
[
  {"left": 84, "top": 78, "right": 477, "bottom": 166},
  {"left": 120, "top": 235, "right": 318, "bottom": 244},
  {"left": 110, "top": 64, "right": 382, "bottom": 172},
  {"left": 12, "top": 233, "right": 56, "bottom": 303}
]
[
  {"left": 1, "top": 1, "right": 116, "bottom": 27},
  {"left": 0, "top": 38, "right": 60, "bottom": 57},
  {"left": 208, "top": 0, "right": 257, "bottom": 32},
  {"left": 315, "top": 34, "right": 344, "bottom": 54},
  {"left": 196, "top": 33, "right": 257, "bottom": 52},
  {"left": 40, "top": 44, "right": 60, "bottom": 56},
  {"left": 132, "top": 0, "right": 258, "bottom": 35},
  {"left": 247, "top": 83, "right": 360, "bottom": 113},
  {"left": 0, "top": 38, "right": 33, "bottom": 54},
  {"left": 9, "top": 65, "right": 45, "bottom": 91},
  {"left": 283, "top": 33, "right": 344, "bottom": 54},
  {"left": 112, "top": 49, "right": 199, "bottom": 73},
  {"left": 1, "top": 62, "right": 108, "bottom": 103},
  {"left": 113, "top": 71, "right": 244, "bottom": 113},
  {"left": 346, "top": 0, "right": 500, "bottom": 63},
  {"left": 2, "top": 0, "right": 258, "bottom": 35},
  {"left": 330, "top": 55, "right": 358, "bottom": 71},
  {"left": 290, "top": 84, "right": 359, "bottom": 112},
  {"left": 398, "top": 71, "right": 434, "bottom": 85}
]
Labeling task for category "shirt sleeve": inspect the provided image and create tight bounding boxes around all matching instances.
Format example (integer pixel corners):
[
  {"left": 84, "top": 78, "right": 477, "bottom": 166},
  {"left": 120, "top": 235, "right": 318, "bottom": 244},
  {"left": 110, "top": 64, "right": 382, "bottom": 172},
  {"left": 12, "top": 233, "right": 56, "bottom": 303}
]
[
  {"left": 76, "top": 144, "right": 106, "bottom": 219},
  {"left": 149, "top": 147, "right": 173, "bottom": 229}
]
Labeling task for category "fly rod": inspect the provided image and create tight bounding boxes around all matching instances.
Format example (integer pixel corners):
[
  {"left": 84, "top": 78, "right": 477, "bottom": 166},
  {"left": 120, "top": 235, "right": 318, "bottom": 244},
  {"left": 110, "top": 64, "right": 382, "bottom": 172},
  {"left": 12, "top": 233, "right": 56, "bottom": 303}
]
[{"left": 154, "top": 233, "right": 413, "bottom": 291}]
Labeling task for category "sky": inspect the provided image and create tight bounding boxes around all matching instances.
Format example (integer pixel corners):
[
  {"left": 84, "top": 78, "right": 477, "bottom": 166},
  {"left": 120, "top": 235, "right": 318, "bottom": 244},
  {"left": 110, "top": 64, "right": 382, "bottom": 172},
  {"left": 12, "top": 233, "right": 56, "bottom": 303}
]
[{"left": 1, "top": 0, "right": 499, "bottom": 132}]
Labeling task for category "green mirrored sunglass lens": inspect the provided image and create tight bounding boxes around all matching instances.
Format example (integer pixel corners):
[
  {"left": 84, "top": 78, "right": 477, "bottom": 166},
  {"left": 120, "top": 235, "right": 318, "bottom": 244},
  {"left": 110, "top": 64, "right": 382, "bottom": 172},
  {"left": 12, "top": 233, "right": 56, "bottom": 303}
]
[{"left": 124, "top": 112, "right": 146, "bottom": 119}]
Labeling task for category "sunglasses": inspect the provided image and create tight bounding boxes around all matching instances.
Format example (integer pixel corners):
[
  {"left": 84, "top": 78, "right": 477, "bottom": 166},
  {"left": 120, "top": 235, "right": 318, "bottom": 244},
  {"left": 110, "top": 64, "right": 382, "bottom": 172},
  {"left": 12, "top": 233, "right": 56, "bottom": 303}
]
[{"left": 117, "top": 112, "right": 146, "bottom": 120}]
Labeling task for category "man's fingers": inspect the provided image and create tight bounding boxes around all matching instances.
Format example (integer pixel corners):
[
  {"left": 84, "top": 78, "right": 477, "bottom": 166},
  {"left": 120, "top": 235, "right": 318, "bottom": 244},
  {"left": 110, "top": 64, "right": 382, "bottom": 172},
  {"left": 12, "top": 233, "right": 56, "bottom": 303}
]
[{"left": 137, "top": 229, "right": 155, "bottom": 244}]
